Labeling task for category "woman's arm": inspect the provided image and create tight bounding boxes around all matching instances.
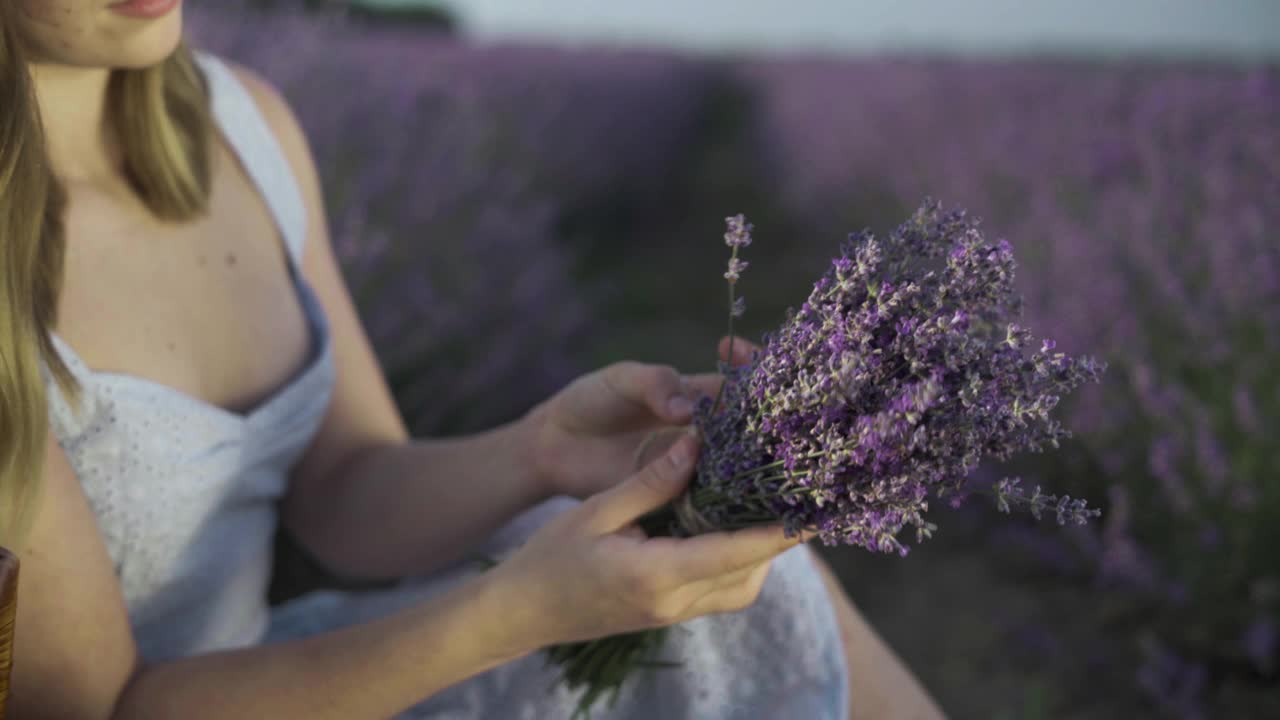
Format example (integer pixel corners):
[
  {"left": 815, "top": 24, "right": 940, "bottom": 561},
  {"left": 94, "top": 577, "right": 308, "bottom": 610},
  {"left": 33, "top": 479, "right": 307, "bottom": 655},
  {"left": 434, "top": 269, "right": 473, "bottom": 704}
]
[
  {"left": 116, "top": 577, "right": 521, "bottom": 720},
  {"left": 284, "top": 419, "right": 554, "bottom": 581},
  {"left": 808, "top": 549, "right": 947, "bottom": 720},
  {"left": 15, "top": 431, "right": 533, "bottom": 720}
]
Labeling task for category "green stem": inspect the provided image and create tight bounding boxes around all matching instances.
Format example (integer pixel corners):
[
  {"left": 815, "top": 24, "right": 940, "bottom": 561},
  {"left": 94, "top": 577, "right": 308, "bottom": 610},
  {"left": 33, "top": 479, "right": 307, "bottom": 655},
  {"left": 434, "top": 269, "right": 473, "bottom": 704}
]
[
  {"left": 726, "top": 453, "right": 828, "bottom": 482},
  {"left": 733, "top": 474, "right": 812, "bottom": 489},
  {"left": 710, "top": 246, "right": 741, "bottom": 418}
]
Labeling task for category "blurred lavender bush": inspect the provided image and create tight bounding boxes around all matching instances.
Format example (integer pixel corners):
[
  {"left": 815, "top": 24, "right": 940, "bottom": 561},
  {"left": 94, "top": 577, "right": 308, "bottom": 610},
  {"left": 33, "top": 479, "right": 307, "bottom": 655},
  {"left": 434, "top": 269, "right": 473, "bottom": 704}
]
[
  {"left": 743, "top": 57, "right": 1279, "bottom": 717},
  {"left": 187, "top": 3, "right": 714, "bottom": 434}
]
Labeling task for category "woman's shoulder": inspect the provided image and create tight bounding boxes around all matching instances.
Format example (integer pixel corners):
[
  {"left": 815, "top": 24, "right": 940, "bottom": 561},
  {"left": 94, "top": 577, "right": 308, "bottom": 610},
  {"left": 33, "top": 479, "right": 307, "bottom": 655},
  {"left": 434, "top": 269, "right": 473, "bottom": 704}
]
[
  {"left": 200, "top": 54, "right": 314, "bottom": 189},
  {"left": 201, "top": 55, "right": 297, "bottom": 148},
  {"left": 195, "top": 51, "right": 326, "bottom": 263}
]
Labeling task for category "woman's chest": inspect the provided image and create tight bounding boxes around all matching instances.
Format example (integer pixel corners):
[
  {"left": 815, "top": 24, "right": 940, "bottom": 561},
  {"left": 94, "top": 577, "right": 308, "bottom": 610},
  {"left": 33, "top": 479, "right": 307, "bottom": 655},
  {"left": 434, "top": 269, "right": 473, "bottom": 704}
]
[{"left": 54, "top": 149, "right": 312, "bottom": 416}]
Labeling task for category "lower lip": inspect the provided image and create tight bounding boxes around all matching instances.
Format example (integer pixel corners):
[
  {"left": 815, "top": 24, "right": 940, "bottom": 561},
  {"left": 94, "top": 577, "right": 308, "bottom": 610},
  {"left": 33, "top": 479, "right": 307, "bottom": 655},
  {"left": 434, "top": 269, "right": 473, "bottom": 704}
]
[{"left": 109, "top": 0, "right": 180, "bottom": 19}]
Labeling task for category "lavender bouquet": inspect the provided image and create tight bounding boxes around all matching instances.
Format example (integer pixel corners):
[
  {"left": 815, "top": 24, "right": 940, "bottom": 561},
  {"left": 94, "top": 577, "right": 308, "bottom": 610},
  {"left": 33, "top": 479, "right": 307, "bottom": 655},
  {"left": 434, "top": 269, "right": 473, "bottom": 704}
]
[{"left": 551, "top": 199, "right": 1104, "bottom": 718}]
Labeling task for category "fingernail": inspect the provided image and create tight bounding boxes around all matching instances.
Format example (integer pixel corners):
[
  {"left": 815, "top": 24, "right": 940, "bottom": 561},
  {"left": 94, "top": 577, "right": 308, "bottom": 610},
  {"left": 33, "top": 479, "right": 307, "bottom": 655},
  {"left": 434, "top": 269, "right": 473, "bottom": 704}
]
[{"left": 667, "top": 394, "right": 694, "bottom": 417}]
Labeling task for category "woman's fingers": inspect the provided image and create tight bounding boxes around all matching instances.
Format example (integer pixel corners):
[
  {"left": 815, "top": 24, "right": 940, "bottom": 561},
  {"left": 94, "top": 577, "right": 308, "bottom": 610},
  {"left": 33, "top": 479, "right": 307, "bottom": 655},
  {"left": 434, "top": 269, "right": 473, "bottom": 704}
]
[
  {"left": 632, "top": 427, "right": 688, "bottom": 468},
  {"left": 646, "top": 557, "right": 774, "bottom": 628},
  {"left": 568, "top": 361, "right": 692, "bottom": 429},
  {"left": 659, "top": 523, "right": 803, "bottom": 583},
  {"left": 687, "top": 555, "right": 773, "bottom": 598},
  {"left": 583, "top": 435, "right": 699, "bottom": 534},
  {"left": 680, "top": 337, "right": 763, "bottom": 399},
  {"left": 683, "top": 372, "right": 723, "bottom": 400},
  {"left": 717, "top": 336, "right": 761, "bottom": 366},
  {"left": 684, "top": 558, "right": 775, "bottom": 618}
]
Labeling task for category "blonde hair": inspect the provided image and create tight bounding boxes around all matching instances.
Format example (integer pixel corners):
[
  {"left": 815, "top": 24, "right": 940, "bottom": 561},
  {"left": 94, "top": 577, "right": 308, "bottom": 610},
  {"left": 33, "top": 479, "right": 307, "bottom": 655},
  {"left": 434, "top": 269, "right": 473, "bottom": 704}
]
[{"left": 0, "top": 5, "right": 215, "bottom": 549}]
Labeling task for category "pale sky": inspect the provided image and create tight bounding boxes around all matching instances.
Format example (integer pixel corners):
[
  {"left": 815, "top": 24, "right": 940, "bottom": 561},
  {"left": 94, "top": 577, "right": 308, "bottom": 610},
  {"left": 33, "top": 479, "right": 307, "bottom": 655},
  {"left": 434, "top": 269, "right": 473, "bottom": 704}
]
[{"left": 363, "top": 0, "right": 1280, "bottom": 59}]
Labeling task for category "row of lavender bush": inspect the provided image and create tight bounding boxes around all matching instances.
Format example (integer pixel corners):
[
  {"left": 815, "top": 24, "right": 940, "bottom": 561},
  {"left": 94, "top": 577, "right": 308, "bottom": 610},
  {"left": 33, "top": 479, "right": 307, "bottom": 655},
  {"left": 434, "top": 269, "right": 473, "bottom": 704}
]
[{"left": 743, "top": 57, "right": 1278, "bottom": 718}]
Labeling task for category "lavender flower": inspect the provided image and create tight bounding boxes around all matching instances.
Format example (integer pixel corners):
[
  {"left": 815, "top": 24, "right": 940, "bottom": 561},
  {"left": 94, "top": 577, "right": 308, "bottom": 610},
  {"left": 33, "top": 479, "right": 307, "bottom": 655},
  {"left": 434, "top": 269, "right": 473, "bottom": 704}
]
[
  {"left": 716, "top": 215, "right": 753, "bottom": 408},
  {"left": 674, "top": 201, "right": 1104, "bottom": 554},
  {"left": 724, "top": 213, "right": 754, "bottom": 247},
  {"left": 724, "top": 257, "right": 749, "bottom": 282}
]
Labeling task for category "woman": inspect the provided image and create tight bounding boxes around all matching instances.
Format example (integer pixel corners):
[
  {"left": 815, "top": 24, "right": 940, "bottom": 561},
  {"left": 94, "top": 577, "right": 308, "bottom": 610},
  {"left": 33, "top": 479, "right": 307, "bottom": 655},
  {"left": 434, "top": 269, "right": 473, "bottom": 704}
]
[{"left": 1, "top": 2, "right": 943, "bottom": 718}]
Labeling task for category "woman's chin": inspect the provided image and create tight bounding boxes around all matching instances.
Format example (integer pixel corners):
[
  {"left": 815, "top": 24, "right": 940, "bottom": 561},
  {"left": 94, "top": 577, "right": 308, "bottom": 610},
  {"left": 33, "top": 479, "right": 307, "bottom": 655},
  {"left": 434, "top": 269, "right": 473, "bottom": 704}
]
[
  {"left": 93, "top": 1, "right": 186, "bottom": 69},
  {"left": 110, "top": 25, "right": 185, "bottom": 69}
]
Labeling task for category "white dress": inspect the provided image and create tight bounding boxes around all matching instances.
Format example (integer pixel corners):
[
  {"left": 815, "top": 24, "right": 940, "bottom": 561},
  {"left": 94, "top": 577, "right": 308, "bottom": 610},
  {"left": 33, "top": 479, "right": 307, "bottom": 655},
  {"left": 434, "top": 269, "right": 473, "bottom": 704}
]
[{"left": 44, "top": 50, "right": 850, "bottom": 719}]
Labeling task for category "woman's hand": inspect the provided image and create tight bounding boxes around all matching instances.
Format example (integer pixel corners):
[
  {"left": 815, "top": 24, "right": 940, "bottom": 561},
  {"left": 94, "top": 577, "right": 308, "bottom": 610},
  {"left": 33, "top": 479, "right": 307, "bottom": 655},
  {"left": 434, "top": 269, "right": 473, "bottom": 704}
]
[
  {"left": 491, "top": 433, "right": 802, "bottom": 648},
  {"left": 529, "top": 337, "right": 759, "bottom": 499}
]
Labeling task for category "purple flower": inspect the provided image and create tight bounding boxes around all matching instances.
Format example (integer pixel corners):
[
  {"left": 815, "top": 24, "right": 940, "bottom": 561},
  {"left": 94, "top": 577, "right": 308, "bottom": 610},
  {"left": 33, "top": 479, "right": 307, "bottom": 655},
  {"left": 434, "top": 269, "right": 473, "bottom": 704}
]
[
  {"left": 724, "top": 257, "right": 749, "bottom": 283},
  {"left": 724, "top": 213, "right": 754, "bottom": 248},
  {"left": 681, "top": 201, "right": 1103, "bottom": 552}
]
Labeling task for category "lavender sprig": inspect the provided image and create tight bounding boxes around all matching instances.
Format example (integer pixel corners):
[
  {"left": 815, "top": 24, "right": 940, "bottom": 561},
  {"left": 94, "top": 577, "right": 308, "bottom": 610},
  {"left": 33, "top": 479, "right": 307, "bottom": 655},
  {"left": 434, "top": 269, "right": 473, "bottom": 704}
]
[
  {"left": 685, "top": 200, "right": 1104, "bottom": 554},
  {"left": 712, "top": 214, "right": 754, "bottom": 417},
  {"left": 994, "top": 477, "right": 1102, "bottom": 526}
]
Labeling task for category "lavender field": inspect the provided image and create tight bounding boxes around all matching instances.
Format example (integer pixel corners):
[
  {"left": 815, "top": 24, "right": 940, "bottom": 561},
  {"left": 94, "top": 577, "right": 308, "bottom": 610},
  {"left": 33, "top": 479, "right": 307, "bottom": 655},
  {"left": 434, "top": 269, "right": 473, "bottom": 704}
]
[
  {"left": 190, "top": 5, "right": 1278, "bottom": 718},
  {"left": 742, "top": 57, "right": 1278, "bottom": 720}
]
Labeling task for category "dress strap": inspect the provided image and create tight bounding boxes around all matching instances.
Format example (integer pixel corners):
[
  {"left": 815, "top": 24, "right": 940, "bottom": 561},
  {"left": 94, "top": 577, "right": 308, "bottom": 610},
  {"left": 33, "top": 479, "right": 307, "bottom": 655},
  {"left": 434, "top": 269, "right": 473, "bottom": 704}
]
[{"left": 192, "top": 51, "right": 309, "bottom": 265}]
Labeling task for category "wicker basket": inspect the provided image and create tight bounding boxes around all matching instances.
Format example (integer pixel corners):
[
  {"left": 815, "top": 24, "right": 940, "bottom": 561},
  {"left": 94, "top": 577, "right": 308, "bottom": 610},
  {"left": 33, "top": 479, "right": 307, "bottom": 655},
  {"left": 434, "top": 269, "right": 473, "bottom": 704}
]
[{"left": 0, "top": 547, "right": 18, "bottom": 719}]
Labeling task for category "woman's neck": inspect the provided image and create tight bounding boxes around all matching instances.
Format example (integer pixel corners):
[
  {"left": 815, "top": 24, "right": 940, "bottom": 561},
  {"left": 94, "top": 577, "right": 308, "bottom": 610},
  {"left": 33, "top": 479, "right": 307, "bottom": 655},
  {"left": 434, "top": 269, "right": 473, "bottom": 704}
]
[{"left": 28, "top": 60, "right": 123, "bottom": 185}]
